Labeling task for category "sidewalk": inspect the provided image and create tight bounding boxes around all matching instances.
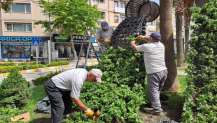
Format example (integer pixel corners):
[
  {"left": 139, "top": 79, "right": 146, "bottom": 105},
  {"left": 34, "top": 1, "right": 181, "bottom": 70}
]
[{"left": 0, "top": 58, "right": 99, "bottom": 86}]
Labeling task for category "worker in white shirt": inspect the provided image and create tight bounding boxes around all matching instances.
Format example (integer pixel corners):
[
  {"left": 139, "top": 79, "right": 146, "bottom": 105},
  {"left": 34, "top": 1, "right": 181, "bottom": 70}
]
[
  {"left": 130, "top": 32, "right": 168, "bottom": 115},
  {"left": 45, "top": 68, "right": 103, "bottom": 123}
]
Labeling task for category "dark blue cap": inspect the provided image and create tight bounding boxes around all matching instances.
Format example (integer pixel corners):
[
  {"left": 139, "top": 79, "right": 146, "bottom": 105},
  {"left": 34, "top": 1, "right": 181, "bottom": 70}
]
[{"left": 150, "top": 32, "right": 161, "bottom": 41}]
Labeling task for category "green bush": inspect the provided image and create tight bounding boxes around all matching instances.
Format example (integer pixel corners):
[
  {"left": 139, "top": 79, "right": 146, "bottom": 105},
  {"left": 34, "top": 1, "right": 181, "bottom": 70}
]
[
  {"left": 0, "top": 69, "right": 30, "bottom": 108},
  {"left": 32, "top": 72, "right": 59, "bottom": 86},
  {"left": 182, "top": 0, "right": 217, "bottom": 122},
  {"left": 187, "top": 1, "right": 217, "bottom": 87},
  {"left": 0, "top": 108, "right": 24, "bottom": 123},
  {"left": 66, "top": 83, "right": 145, "bottom": 123},
  {"left": 0, "top": 60, "right": 70, "bottom": 73},
  {"left": 67, "top": 48, "right": 147, "bottom": 123},
  {"left": 98, "top": 48, "right": 146, "bottom": 87},
  {"left": 47, "top": 60, "right": 70, "bottom": 67}
]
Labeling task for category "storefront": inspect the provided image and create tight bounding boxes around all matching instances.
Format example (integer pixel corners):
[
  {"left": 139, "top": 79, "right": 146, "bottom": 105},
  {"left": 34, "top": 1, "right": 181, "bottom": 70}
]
[{"left": 0, "top": 36, "right": 49, "bottom": 60}]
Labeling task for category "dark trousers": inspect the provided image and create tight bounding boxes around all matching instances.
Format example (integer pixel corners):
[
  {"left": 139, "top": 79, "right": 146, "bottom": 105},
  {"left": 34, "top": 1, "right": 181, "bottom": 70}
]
[{"left": 45, "top": 80, "right": 73, "bottom": 123}]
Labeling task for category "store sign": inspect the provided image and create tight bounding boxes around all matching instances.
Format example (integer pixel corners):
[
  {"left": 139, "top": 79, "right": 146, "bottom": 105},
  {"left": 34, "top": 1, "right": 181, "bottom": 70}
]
[{"left": 0, "top": 36, "right": 42, "bottom": 42}]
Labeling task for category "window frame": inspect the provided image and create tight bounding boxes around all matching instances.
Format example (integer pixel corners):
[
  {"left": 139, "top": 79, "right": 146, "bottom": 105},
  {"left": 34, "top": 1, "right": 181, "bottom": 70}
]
[
  {"left": 7, "top": 3, "right": 31, "bottom": 14},
  {"left": 5, "top": 23, "right": 33, "bottom": 32}
]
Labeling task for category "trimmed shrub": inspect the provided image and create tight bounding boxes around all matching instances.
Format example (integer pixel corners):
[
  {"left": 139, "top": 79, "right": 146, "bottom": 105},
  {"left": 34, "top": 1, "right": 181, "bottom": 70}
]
[
  {"left": 0, "top": 69, "right": 30, "bottom": 108},
  {"left": 182, "top": 0, "right": 217, "bottom": 122}
]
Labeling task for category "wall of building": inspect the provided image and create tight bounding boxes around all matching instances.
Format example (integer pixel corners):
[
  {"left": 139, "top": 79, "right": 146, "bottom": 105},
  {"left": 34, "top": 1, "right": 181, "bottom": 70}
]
[
  {"left": 89, "top": 0, "right": 128, "bottom": 27},
  {"left": 0, "top": 0, "right": 48, "bottom": 36}
]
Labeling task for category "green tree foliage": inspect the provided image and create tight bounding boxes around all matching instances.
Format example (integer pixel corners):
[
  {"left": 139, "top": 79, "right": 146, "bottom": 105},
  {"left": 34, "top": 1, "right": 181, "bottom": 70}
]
[
  {"left": 0, "top": 0, "right": 13, "bottom": 10},
  {"left": 66, "top": 48, "right": 147, "bottom": 123},
  {"left": 67, "top": 83, "right": 144, "bottom": 123},
  {"left": 182, "top": 0, "right": 217, "bottom": 122},
  {"left": 38, "top": 0, "right": 101, "bottom": 35},
  {"left": 98, "top": 48, "right": 146, "bottom": 87},
  {"left": 187, "top": 1, "right": 217, "bottom": 87},
  {"left": 0, "top": 69, "right": 30, "bottom": 108}
]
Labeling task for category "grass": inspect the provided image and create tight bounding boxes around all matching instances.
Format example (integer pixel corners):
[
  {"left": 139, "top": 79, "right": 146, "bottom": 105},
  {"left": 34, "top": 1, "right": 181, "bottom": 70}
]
[
  {"left": 19, "top": 74, "right": 189, "bottom": 122},
  {"left": 178, "top": 75, "right": 188, "bottom": 93},
  {"left": 25, "top": 85, "right": 46, "bottom": 121}
]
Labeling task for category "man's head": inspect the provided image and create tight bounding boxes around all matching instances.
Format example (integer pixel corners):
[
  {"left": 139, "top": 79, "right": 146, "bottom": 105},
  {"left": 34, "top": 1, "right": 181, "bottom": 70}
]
[
  {"left": 150, "top": 32, "right": 161, "bottom": 42},
  {"left": 87, "top": 69, "right": 103, "bottom": 83},
  {"left": 101, "top": 21, "right": 109, "bottom": 31}
]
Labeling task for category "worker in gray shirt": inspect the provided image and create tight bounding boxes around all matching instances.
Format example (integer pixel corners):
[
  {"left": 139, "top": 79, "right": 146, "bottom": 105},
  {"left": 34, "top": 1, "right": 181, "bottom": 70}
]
[
  {"left": 130, "top": 32, "right": 168, "bottom": 115},
  {"left": 45, "top": 68, "right": 103, "bottom": 123}
]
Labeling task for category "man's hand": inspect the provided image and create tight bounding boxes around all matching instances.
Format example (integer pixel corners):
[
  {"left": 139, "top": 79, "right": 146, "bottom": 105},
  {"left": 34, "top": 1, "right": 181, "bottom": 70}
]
[
  {"left": 85, "top": 108, "right": 94, "bottom": 118},
  {"left": 130, "top": 41, "right": 137, "bottom": 50},
  {"left": 93, "top": 110, "right": 101, "bottom": 120}
]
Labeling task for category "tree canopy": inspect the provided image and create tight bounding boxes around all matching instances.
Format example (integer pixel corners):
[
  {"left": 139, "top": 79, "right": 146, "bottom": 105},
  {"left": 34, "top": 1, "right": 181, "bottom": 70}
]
[{"left": 39, "top": 0, "right": 101, "bottom": 35}]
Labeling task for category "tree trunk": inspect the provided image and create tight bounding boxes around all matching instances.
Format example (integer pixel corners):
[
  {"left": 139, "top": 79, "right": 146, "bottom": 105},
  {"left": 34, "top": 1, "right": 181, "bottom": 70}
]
[
  {"left": 160, "top": 0, "right": 179, "bottom": 91},
  {"left": 176, "top": 14, "right": 185, "bottom": 67},
  {"left": 183, "top": 0, "right": 193, "bottom": 56}
]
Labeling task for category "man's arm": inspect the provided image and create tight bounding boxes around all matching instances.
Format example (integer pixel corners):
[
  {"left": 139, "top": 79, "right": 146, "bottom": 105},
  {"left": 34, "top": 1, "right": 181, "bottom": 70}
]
[{"left": 71, "top": 98, "right": 88, "bottom": 111}]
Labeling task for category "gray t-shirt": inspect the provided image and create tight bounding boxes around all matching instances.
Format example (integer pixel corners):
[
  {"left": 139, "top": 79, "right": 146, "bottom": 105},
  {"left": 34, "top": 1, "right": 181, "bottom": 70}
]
[
  {"left": 96, "top": 27, "right": 113, "bottom": 44},
  {"left": 51, "top": 68, "right": 88, "bottom": 98},
  {"left": 136, "top": 42, "right": 167, "bottom": 74}
]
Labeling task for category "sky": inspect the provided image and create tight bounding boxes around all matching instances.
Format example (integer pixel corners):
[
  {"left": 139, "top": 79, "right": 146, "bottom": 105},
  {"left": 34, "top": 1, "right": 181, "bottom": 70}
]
[{"left": 152, "top": 0, "right": 160, "bottom": 4}]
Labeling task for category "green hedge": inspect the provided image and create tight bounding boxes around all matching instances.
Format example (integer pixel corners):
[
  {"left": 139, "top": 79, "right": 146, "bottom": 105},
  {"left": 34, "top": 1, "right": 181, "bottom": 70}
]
[
  {"left": 32, "top": 72, "right": 59, "bottom": 86},
  {"left": 66, "top": 48, "right": 147, "bottom": 123},
  {"left": 0, "top": 69, "right": 30, "bottom": 108},
  {"left": 182, "top": 0, "right": 217, "bottom": 122},
  {"left": 0, "top": 60, "right": 70, "bottom": 73}
]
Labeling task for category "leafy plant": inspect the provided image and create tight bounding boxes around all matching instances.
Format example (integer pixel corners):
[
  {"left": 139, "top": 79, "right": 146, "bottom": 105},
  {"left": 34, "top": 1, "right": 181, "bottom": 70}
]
[
  {"left": 66, "top": 48, "right": 147, "bottom": 123},
  {"left": 98, "top": 48, "right": 146, "bottom": 88},
  {"left": 32, "top": 72, "right": 59, "bottom": 86},
  {"left": 182, "top": 0, "right": 217, "bottom": 122},
  {"left": 0, "top": 60, "right": 70, "bottom": 73},
  {"left": 38, "top": 0, "right": 101, "bottom": 35},
  {"left": 0, "top": 69, "right": 30, "bottom": 108},
  {"left": 68, "top": 83, "right": 145, "bottom": 123},
  {"left": 0, "top": 108, "right": 24, "bottom": 123}
]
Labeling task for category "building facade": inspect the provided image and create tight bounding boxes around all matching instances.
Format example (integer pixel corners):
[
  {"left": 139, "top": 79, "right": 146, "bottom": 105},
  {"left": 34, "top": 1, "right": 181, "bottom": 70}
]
[
  {"left": 89, "top": 0, "right": 128, "bottom": 27},
  {"left": 0, "top": 0, "right": 128, "bottom": 60}
]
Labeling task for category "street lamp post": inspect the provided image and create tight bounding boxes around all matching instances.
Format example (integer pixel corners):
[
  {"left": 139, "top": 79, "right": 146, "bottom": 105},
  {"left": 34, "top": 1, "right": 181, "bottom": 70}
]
[{"left": 48, "top": 0, "right": 52, "bottom": 64}]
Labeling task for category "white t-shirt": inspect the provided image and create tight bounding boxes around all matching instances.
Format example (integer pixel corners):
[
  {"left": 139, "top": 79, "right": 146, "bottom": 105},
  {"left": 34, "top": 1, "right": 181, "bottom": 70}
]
[
  {"left": 51, "top": 68, "right": 88, "bottom": 98},
  {"left": 136, "top": 42, "right": 167, "bottom": 74}
]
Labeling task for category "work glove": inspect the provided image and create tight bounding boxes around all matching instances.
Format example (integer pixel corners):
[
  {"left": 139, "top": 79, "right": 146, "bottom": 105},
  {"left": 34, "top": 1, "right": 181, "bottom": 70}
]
[
  {"left": 93, "top": 109, "right": 101, "bottom": 120},
  {"left": 84, "top": 108, "right": 94, "bottom": 118}
]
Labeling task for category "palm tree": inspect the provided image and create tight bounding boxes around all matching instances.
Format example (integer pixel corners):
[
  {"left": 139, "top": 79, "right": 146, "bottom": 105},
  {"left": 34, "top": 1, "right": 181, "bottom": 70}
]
[{"left": 160, "top": 0, "right": 179, "bottom": 91}]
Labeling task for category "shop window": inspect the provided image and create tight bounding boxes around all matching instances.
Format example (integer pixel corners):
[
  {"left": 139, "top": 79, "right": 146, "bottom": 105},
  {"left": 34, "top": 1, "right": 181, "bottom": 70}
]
[
  {"left": 1, "top": 44, "right": 31, "bottom": 59},
  {"left": 8, "top": 3, "right": 31, "bottom": 13},
  {"left": 114, "top": 15, "right": 119, "bottom": 23},
  {"left": 5, "top": 23, "right": 32, "bottom": 32}
]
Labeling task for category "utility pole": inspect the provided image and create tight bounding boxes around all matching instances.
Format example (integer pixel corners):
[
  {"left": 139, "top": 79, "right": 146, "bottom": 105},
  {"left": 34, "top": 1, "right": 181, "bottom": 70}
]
[{"left": 48, "top": 0, "right": 52, "bottom": 64}]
